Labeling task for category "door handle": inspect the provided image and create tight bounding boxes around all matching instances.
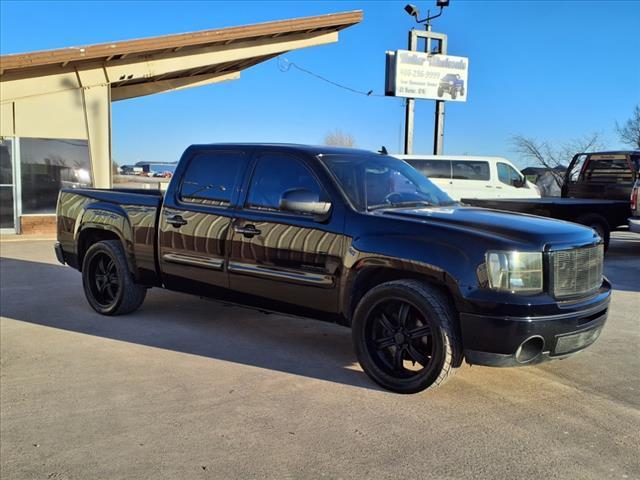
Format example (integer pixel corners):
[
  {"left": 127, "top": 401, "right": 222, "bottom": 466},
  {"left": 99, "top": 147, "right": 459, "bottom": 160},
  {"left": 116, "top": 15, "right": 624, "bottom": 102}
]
[
  {"left": 485, "top": 185, "right": 493, "bottom": 188},
  {"left": 234, "top": 224, "right": 261, "bottom": 238},
  {"left": 166, "top": 214, "right": 188, "bottom": 228}
]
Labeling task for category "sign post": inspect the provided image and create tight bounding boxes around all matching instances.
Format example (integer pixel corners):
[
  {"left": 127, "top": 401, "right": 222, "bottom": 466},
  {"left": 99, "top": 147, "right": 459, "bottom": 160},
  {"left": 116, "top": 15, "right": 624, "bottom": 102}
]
[
  {"left": 403, "top": 30, "right": 418, "bottom": 155},
  {"left": 386, "top": 28, "right": 467, "bottom": 155},
  {"left": 432, "top": 25, "right": 445, "bottom": 155}
]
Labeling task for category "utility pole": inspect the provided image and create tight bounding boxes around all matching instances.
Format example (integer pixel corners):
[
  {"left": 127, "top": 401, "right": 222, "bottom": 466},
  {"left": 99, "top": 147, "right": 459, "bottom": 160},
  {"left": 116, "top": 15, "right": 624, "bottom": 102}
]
[
  {"left": 403, "top": 31, "right": 418, "bottom": 155},
  {"left": 431, "top": 24, "right": 446, "bottom": 155},
  {"left": 403, "top": 2, "right": 449, "bottom": 155}
]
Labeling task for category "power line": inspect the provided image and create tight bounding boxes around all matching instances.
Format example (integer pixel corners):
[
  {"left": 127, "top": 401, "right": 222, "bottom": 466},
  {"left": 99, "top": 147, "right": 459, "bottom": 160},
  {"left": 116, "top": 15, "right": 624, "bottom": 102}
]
[{"left": 277, "top": 57, "right": 386, "bottom": 98}]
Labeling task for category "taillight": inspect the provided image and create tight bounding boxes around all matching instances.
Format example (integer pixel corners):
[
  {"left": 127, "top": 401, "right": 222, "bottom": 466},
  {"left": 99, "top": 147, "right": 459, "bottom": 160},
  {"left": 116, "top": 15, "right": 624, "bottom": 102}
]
[{"left": 632, "top": 185, "right": 639, "bottom": 214}]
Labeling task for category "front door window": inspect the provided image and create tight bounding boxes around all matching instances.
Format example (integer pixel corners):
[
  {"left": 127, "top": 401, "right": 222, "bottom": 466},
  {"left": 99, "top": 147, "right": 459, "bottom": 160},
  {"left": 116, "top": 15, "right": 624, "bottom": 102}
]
[{"left": 497, "top": 162, "right": 523, "bottom": 187}]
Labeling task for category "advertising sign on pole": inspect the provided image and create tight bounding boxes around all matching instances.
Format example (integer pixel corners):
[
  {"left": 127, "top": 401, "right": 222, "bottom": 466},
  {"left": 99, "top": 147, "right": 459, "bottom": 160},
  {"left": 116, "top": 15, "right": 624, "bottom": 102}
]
[{"left": 386, "top": 50, "right": 469, "bottom": 102}]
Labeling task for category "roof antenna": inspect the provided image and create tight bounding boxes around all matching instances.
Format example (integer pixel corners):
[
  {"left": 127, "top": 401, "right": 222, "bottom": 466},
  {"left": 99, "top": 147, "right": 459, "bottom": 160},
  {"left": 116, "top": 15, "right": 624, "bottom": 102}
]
[{"left": 379, "top": 145, "right": 388, "bottom": 155}]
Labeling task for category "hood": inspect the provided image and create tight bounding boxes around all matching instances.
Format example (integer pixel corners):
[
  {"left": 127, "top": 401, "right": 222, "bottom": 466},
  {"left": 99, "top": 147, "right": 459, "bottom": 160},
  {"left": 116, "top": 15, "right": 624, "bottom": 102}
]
[{"left": 377, "top": 205, "right": 599, "bottom": 250}]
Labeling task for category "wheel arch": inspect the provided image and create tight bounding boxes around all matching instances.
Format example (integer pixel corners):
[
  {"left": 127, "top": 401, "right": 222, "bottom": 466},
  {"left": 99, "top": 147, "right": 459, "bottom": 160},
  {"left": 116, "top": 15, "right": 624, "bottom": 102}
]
[
  {"left": 75, "top": 202, "right": 137, "bottom": 276},
  {"left": 343, "top": 263, "right": 464, "bottom": 327}
]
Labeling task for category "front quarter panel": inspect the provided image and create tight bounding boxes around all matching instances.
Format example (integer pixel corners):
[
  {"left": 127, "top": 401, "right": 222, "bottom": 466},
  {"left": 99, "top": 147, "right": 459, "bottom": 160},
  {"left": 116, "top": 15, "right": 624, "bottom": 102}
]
[{"left": 339, "top": 215, "right": 492, "bottom": 318}]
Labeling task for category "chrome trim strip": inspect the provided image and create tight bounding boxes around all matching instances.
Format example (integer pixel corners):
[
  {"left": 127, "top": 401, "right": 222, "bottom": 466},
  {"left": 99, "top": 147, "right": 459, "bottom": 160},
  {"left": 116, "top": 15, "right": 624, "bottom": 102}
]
[
  {"left": 228, "top": 261, "right": 333, "bottom": 286},
  {"left": 162, "top": 253, "right": 224, "bottom": 270}
]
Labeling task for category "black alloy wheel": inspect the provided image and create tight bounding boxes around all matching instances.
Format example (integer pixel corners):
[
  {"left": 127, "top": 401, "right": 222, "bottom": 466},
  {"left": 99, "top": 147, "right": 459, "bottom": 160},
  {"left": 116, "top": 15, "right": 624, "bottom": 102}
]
[
  {"left": 365, "top": 299, "right": 435, "bottom": 379},
  {"left": 87, "top": 252, "right": 120, "bottom": 308},
  {"left": 82, "top": 240, "right": 147, "bottom": 315},
  {"left": 352, "top": 280, "right": 461, "bottom": 394}
]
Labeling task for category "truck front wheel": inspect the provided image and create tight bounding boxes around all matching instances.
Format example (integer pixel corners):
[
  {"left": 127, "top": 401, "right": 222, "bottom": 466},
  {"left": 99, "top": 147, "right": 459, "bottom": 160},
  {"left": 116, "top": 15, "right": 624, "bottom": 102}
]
[
  {"left": 82, "top": 240, "right": 146, "bottom": 315},
  {"left": 576, "top": 214, "right": 610, "bottom": 251},
  {"left": 352, "top": 280, "right": 461, "bottom": 394}
]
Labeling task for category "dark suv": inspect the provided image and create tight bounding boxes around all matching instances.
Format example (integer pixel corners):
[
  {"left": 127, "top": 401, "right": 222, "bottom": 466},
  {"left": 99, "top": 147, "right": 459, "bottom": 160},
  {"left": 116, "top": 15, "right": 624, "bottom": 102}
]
[
  {"left": 56, "top": 145, "right": 610, "bottom": 393},
  {"left": 437, "top": 73, "right": 465, "bottom": 99}
]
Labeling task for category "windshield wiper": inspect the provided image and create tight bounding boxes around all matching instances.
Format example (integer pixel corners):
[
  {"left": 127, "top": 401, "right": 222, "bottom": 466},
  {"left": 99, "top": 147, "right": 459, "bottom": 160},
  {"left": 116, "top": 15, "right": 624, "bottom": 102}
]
[{"left": 367, "top": 200, "right": 434, "bottom": 211}]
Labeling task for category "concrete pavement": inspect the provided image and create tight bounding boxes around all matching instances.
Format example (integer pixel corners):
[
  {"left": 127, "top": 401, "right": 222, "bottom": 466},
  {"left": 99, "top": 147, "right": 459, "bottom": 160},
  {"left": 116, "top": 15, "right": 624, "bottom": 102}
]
[{"left": 1, "top": 233, "right": 639, "bottom": 479}]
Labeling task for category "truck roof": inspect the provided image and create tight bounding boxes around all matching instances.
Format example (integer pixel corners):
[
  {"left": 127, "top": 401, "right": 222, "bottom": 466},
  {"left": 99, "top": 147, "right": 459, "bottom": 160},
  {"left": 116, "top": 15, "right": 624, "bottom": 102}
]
[
  {"left": 577, "top": 150, "right": 640, "bottom": 155},
  {"left": 185, "top": 143, "right": 377, "bottom": 157}
]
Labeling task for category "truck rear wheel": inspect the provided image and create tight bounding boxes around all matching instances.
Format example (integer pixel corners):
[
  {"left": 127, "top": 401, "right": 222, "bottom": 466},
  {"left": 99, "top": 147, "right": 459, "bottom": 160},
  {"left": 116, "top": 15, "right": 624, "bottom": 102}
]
[
  {"left": 82, "top": 240, "right": 146, "bottom": 315},
  {"left": 352, "top": 280, "right": 461, "bottom": 394}
]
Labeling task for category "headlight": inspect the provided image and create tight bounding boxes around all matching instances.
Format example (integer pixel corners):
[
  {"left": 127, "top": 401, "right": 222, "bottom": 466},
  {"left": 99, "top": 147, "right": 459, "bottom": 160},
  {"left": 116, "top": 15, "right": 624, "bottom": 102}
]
[{"left": 486, "top": 251, "right": 543, "bottom": 294}]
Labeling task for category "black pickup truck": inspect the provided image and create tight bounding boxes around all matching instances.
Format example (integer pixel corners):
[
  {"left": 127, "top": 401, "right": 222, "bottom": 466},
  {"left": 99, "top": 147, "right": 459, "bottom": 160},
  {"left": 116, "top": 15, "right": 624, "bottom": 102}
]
[
  {"left": 464, "top": 151, "right": 640, "bottom": 248},
  {"left": 55, "top": 144, "right": 610, "bottom": 393}
]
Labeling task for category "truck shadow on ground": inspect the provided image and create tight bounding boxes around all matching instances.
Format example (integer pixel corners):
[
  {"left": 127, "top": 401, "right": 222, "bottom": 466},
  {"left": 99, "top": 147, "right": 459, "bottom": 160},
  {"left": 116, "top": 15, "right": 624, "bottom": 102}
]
[
  {"left": 0, "top": 257, "right": 383, "bottom": 392},
  {"left": 1, "top": 234, "right": 637, "bottom": 392}
]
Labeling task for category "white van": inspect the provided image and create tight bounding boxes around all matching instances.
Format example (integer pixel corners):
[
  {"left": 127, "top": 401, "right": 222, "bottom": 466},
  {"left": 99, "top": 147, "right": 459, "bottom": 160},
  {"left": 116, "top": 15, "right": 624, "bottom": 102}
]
[{"left": 394, "top": 154, "right": 541, "bottom": 200}]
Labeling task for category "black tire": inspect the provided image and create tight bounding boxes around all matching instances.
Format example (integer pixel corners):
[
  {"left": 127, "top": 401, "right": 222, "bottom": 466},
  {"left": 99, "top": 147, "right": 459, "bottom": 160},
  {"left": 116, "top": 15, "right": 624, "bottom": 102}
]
[
  {"left": 82, "top": 240, "right": 146, "bottom": 315},
  {"left": 460, "top": 88, "right": 465, "bottom": 96},
  {"left": 451, "top": 89, "right": 457, "bottom": 100},
  {"left": 576, "top": 214, "right": 610, "bottom": 251},
  {"left": 437, "top": 87, "right": 444, "bottom": 97},
  {"left": 352, "top": 279, "right": 461, "bottom": 394}
]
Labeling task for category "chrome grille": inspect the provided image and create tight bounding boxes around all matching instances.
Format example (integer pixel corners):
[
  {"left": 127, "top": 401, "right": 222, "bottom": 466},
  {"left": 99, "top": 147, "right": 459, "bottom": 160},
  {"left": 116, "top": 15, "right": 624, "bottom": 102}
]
[{"left": 551, "top": 244, "right": 604, "bottom": 298}]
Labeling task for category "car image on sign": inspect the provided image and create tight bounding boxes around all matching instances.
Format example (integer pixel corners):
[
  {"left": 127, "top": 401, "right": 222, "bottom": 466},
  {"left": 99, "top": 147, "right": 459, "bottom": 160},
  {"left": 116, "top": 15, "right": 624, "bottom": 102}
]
[{"left": 437, "top": 73, "right": 465, "bottom": 99}]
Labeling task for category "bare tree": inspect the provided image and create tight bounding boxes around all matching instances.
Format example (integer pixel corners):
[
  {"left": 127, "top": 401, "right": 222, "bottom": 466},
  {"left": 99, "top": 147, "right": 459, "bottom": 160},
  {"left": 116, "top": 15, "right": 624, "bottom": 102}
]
[
  {"left": 615, "top": 104, "right": 640, "bottom": 149},
  {"left": 510, "top": 132, "right": 603, "bottom": 189},
  {"left": 324, "top": 129, "right": 356, "bottom": 147}
]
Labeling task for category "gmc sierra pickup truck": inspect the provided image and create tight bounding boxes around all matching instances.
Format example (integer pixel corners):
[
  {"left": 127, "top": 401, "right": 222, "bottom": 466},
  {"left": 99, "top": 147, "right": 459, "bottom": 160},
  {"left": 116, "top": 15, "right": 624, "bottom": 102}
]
[{"left": 56, "top": 144, "right": 611, "bottom": 393}]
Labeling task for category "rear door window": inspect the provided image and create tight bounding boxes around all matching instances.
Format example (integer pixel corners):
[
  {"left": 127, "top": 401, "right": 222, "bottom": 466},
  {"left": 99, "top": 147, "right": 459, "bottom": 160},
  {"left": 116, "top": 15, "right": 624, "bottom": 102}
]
[
  {"left": 580, "top": 155, "right": 634, "bottom": 183},
  {"left": 180, "top": 151, "right": 248, "bottom": 206},
  {"left": 407, "top": 159, "right": 452, "bottom": 179},
  {"left": 451, "top": 160, "right": 490, "bottom": 180}
]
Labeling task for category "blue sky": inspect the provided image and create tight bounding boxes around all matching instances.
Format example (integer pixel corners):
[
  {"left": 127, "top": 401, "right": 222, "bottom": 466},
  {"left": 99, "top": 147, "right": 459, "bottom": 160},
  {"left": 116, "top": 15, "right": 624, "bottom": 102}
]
[{"left": 1, "top": 1, "right": 639, "bottom": 166}]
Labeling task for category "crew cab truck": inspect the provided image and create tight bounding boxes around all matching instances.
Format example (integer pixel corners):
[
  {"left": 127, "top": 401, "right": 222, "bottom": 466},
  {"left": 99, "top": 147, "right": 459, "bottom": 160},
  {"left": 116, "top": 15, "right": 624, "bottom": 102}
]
[
  {"left": 55, "top": 144, "right": 611, "bottom": 394},
  {"left": 463, "top": 151, "right": 639, "bottom": 249}
]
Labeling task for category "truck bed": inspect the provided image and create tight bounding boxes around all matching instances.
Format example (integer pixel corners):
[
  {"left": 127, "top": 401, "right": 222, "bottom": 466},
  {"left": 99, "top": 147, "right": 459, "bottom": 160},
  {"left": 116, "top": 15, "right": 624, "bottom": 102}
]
[
  {"left": 461, "top": 197, "right": 630, "bottom": 232},
  {"left": 68, "top": 187, "right": 164, "bottom": 206},
  {"left": 57, "top": 188, "right": 163, "bottom": 286}
]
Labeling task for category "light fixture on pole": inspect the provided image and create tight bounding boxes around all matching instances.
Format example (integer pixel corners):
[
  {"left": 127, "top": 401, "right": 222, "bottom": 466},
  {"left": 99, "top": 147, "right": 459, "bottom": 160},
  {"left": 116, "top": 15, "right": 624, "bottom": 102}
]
[{"left": 404, "top": 0, "right": 449, "bottom": 27}]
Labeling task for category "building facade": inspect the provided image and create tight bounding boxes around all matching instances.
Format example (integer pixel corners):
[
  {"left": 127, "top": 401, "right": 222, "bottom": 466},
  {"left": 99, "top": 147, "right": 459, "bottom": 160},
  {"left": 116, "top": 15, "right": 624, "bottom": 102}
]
[{"left": 0, "top": 11, "right": 362, "bottom": 234}]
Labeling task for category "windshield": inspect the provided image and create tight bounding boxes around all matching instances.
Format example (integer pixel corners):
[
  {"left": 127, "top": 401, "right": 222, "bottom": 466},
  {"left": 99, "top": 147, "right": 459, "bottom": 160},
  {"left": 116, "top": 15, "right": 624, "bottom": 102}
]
[{"left": 320, "top": 153, "right": 454, "bottom": 211}]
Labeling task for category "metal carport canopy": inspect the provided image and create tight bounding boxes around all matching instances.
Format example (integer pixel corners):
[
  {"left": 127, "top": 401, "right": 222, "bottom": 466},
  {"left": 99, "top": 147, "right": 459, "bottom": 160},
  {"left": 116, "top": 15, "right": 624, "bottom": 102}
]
[{"left": 0, "top": 11, "right": 363, "bottom": 187}]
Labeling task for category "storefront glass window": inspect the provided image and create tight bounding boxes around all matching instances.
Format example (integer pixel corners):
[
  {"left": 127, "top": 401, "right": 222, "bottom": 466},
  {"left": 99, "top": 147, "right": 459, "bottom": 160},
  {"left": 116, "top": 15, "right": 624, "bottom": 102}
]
[
  {"left": 1, "top": 139, "right": 15, "bottom": 229},
  {"left": 20, "top": 138, "right": 92, "bottom": 214}
]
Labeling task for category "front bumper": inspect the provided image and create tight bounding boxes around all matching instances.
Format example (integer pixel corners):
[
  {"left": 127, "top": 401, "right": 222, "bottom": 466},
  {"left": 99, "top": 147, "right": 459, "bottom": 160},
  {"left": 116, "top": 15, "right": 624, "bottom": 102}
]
[{"left": 460, "top": 289, "right": 611, "bottom": 367}]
